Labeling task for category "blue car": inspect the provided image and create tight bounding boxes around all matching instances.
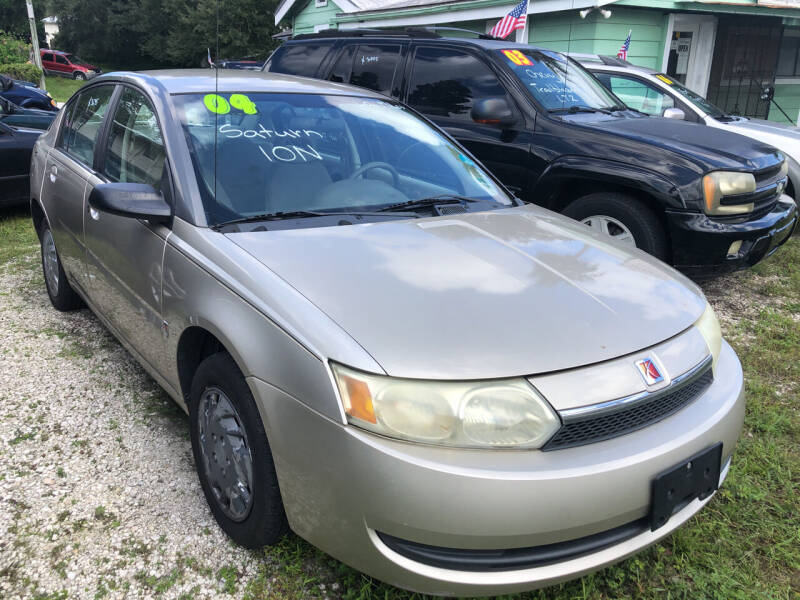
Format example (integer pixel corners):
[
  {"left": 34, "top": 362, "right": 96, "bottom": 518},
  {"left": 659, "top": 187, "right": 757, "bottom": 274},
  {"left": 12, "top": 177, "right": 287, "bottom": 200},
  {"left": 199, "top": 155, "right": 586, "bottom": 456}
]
[{"left": 0, "top": 73, "right": 57, "bottom": 111}]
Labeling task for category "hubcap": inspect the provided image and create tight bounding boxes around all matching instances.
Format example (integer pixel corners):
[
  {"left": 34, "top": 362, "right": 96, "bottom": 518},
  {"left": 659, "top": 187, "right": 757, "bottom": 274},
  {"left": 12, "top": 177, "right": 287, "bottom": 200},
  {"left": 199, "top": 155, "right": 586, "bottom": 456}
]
[
  {"left": 581, "top": 215, "right": 637, "bottom": 247},
  {"left": 42, "top": 230, "right": 60, "bottom": 295},
  {"left": 197, "top": 387, "right": 254, "bottom": 522}
]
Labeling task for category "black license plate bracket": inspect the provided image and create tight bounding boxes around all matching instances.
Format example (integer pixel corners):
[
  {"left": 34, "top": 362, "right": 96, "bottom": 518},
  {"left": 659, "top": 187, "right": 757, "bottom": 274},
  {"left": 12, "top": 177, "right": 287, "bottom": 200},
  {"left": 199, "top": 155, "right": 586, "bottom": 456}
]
[{"left": 650, "top": 442, "right": 722, "bottom": 531}]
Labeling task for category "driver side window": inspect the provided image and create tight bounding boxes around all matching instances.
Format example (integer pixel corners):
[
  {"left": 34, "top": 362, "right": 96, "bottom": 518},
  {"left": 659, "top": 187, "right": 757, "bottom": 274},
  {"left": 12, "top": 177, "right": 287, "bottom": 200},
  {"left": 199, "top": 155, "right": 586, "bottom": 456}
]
[
  {"left": 103, "top": 87, "right": 166, "bottom": 189},
  {"left": 601, "top": 74, "right": 675, "bottom": 117}
]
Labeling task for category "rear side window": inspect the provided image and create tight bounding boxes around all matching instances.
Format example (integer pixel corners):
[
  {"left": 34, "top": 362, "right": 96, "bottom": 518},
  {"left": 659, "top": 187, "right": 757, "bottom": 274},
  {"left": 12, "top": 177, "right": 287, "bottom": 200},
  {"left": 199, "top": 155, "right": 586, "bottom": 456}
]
[
  {"left": 42, "top": 52, "right": 54, "bottom": 62},
  {"left": 407, "top": 47, "right": 509, "bottom": 120},
  {"left": 58, "top": 85, "right": 115, "bottom": 166},
  {"left": 103, "top": 87, "right": 165, "bottom": 188},
  {"left": 349, "top": 45, "right": 402, "bottom": 95},
  {"left": 267, "top": 43, "right": 331, "bottom": 78}
]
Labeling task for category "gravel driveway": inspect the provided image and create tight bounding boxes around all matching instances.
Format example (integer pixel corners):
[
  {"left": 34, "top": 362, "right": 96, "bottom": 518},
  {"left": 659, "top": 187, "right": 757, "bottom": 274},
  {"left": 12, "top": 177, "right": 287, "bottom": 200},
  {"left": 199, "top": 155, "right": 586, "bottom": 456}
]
[{"left": 0, "top": 252, "right": 263, "bottom": 598}]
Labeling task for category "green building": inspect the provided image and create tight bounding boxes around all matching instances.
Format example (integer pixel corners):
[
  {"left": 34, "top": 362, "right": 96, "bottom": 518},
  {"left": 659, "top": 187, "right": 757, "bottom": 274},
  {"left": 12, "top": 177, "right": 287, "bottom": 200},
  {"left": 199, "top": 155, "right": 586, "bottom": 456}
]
[{"left": 275, "top": 0, "right": 800, "bottom": 124}]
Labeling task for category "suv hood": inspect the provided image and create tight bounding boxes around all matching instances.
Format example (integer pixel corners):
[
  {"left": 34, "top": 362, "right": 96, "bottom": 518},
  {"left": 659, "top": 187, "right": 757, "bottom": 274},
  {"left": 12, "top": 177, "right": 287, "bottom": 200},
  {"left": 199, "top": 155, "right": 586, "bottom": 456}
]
[
  {"left": 582, "top": 115, "right": 782, "bottom": 171},
  {"left": 227, "top": 205, "right": 706, "bottom": 380}
]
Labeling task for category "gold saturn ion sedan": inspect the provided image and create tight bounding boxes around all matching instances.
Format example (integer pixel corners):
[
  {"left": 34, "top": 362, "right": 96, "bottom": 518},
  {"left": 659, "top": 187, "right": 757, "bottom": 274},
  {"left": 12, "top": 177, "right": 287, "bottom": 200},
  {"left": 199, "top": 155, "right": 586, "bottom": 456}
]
[{"left": 30, "top": 70, "right": 744, "bottom": 596}]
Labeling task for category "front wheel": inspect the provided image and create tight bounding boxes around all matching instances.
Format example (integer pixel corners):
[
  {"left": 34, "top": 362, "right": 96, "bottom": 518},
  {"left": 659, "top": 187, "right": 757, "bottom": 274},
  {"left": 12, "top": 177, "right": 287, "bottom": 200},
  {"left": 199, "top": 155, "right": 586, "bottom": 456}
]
[
  {"left": 563, "top": 192, "right": 669, "bottom": 261},
  {"left": 189, "top": 352, "right": 289, "bottom": 548},
  {"left": 73, "top": 71, "right": 86, "bottom": 80},
  {"left": 40, "top": 224, "right": 84, "bottom": 311}
]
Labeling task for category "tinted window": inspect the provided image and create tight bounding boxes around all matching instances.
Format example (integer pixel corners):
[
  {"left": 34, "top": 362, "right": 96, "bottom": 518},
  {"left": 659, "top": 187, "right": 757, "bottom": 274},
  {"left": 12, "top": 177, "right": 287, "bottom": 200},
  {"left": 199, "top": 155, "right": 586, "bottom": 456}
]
[
  {"left": 42, "top": 52, "right": 54, "bottom": 62},
  {"left": 408, "top": 47, "right": 509, "bottom": 120},
  {"left": 267, "top": 43, "right": 330, "bottom": 78},
  {"left": 601, "top": 75, "right": 675, "bottom": 116},
  {"left": 59, "top": 85, "right": 115, "bottom": 166},
  {"left": 104, "top": 87, "right": 165, "bottom": 188},
  {"left": 55, "top": 55, "right": 68, "bottom": 65},
  {"left": 328, "top": 46, "right": 354, "bottom": 84},
  {"left": 349, "top": 45, "right": 401, "bottom": 95}
]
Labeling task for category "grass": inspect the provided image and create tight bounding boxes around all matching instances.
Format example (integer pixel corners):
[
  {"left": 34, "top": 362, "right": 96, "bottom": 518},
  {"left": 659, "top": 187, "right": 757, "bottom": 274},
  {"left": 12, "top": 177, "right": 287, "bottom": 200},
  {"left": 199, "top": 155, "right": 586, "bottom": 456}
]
[
  {"left": 43, "top": 75, "right": 87, "bottom": 104},
  {"left": 0, "top": 207, "right": 797, "bottom": 598}
]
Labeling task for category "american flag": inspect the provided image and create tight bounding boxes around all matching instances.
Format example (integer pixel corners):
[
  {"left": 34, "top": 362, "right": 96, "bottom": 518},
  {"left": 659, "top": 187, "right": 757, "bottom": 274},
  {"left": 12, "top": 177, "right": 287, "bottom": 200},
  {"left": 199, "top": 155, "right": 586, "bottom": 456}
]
[
  {"left": 490, "top": 0, "right": 528, "bottom": 40},
  {"left": 617, "top": 30, "right": 632, "bottom": 60}
]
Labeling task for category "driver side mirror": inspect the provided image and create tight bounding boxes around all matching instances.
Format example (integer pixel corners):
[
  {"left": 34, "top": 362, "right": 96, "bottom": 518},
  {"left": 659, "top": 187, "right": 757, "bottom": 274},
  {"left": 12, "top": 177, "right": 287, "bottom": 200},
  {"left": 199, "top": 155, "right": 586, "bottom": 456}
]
[
  {"left": 0, "top": 75, "right": 12, "bottom": 92},
  {"left": 472, "top": 97, "right": 516, "bottom": 127},
  {"left": 88, "top": 183, "right": 171, "bottom": 223},
  {"left": 662, "top": 107, "right": 685, "bottom": 120}
]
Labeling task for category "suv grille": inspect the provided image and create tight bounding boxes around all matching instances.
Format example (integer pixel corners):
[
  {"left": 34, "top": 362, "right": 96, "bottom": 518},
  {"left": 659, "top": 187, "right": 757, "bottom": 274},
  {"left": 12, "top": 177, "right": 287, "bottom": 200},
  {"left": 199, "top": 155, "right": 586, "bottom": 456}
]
[
  {"left": 542, "top": 358, "right": 713, "bottom": 451},
  {"left": 725, "top": 162, "right": 788, "bottom": 219}
]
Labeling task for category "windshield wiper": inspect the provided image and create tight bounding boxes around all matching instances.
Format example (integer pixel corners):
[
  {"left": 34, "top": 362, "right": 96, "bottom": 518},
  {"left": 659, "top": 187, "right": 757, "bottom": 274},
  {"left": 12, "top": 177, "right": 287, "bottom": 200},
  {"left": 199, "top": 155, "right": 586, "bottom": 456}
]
[
  {"left": 377, "top": 195, "right": 481, "bottom": 213},
  {"left": 548, "top": 105, "right": 612, "bottom": 115},
  {"left": 211, "top": 208, "right": 421, "bottom": 230}
]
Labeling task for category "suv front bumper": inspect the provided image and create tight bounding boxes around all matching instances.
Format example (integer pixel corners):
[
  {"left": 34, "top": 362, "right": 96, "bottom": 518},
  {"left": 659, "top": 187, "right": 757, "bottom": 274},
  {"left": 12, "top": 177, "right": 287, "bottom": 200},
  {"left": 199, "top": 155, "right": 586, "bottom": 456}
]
[
  {"left": 249, "top": 341, "right": 744, "bottom": 596},
  {"left": 667, "top": 195, "right": 797, "bottom": 278}
]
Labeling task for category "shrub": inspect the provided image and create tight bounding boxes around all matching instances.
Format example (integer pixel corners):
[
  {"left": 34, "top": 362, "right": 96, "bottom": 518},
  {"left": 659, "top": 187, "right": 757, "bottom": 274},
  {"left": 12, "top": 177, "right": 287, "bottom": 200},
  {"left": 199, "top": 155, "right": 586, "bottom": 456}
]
[
  {"left": 0, "top": 31, "right": 29, "bottom": 64},
  {"left": 0, "top": 62, "right": 42, "bottom": 85}
]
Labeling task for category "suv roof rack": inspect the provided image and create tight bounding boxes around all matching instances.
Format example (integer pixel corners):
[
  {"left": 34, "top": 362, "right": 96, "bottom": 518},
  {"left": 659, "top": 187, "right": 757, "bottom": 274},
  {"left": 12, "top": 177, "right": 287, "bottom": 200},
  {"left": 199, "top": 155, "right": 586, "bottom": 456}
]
[{"left": 293, "top": 26, "right": 496, "bottom": 41}]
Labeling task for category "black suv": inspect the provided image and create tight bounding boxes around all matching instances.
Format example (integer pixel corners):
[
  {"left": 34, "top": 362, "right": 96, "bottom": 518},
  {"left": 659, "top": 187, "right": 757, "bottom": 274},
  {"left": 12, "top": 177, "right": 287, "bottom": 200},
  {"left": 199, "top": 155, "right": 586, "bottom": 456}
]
[{"left": 266, "top": 30, "right": 797, "bottom": 276}]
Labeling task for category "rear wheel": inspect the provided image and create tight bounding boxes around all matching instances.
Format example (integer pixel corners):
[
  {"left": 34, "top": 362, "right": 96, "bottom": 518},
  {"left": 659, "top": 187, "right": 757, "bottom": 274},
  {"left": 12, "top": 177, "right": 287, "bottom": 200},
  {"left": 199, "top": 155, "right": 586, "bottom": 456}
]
[
  {"left": 563, "top": 192, "right": 668, "bottom": 260},
  {"left": 189, "top": 352, "right": 289, "bottom": 548},
  {"left": 40, "top": 225, "right": 84, "bottom": 311}
]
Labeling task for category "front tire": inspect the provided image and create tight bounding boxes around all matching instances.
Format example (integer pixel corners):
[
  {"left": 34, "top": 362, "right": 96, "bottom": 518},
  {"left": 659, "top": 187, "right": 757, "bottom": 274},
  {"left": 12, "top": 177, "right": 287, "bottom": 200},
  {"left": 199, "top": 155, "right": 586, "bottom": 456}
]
[
  {"left": 563, "top": 192, "right": 669, "bottom": 260},
  {"left": 189, "top": 352, "right": 288, "bottom": 548},
  {"left": 73, "top": 71, "right": 86, "bottom": 80},
  {"left": 40, "top": 225, "right": 84, "bottom": 311}
]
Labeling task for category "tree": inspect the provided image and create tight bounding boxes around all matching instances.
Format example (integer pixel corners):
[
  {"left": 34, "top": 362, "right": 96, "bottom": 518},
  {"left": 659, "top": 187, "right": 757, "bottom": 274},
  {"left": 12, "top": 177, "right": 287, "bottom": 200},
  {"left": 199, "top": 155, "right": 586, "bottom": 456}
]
[
  {"left": 0, "top": 0, "right": 46, "bottom": 46},
  {"left": 50, "top": 0, "right": 280, "bottom": 69}
]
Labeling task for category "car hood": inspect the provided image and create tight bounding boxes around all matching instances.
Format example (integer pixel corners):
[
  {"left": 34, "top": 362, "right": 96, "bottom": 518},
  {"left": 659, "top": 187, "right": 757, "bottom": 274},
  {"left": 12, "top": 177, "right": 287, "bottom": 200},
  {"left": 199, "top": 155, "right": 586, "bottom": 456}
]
[
  {"left": 226, "top": 206, "right": 707, "bottom": 380},
  {"left": 581, "top": 115, "right": 782, "bottom": 171},
  {"left": 716, "top": 117, "right": 800, "bottom": 162}
]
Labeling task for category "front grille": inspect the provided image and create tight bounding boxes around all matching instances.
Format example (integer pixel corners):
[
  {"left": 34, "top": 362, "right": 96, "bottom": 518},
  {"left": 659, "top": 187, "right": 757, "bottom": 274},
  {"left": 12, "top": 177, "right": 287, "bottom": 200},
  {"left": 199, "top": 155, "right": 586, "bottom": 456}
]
[{"left": 543, "top": 361, "right": 713, "bottom": 451}]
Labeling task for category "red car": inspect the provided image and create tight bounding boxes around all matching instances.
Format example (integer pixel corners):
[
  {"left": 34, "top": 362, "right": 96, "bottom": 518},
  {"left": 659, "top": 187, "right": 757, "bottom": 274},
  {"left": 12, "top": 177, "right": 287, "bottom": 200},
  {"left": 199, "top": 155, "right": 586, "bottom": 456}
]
[{"left": 40, "top": 50, "right": 101, "bottom": 80}]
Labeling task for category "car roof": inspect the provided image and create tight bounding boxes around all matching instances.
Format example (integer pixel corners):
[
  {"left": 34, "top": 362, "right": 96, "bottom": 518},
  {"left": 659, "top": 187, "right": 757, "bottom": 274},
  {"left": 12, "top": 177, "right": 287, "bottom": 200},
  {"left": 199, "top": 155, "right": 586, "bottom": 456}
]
[
  {"left": 573, "top": 54, "right": 660, "bottom": 74},
  {"left": 288, "top": 31, "right": 554, "bottom": 54},
  {"left": 89, "top": 69, "right": 390, "bottom": 98},
  {"left": 43, "top": 49, "right": 70, "bottom": 55}
]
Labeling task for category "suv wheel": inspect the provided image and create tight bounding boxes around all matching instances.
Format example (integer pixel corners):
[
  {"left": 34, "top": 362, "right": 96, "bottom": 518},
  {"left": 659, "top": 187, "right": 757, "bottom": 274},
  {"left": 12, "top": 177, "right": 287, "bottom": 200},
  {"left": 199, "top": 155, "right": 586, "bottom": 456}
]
[
  {"left": 73, "top": 71, "right": 86, "bottom": 80},
  {"left": 189, "top": 352, "right": 289, "bottom": 548},
  {"left": 40, "top": 224, "right": 84, "bottom": 311},
  {"left": 563, "top": 192, "right": 668, "bottom": 260}
]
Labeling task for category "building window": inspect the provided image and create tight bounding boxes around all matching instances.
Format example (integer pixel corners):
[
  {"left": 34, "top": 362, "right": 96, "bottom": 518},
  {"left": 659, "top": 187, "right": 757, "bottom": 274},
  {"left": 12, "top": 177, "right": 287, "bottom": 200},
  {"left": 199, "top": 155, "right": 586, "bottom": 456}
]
[
  {"left": 777, "top": 30, "right": 800, "bottom": 77},
  {"left": 315, "top": 0, "right": 327, "bottom": 6}
]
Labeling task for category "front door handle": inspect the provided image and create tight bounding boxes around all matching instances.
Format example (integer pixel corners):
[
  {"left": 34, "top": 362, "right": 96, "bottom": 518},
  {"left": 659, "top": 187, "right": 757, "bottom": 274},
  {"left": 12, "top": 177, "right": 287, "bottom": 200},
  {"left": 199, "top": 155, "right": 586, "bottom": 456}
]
[
  {"left": 49, "top": 164, "right": 57, "bottom": 183},
  {"left": 88, "top": 206, "right": 100, "bottom": 221}
]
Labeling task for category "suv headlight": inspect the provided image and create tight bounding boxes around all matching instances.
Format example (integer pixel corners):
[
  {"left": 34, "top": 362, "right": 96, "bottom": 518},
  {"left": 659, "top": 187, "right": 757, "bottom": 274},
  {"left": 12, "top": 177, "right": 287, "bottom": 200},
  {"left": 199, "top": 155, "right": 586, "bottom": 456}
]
[
  {"left": 331, "top": 363, "right": 560, "bottom": 449},
  {"left": 695, "top": 303, "right": 722, "bottom": 374},
  {"left": 702, "top": 171, "right": 756, "bottom": 216}
]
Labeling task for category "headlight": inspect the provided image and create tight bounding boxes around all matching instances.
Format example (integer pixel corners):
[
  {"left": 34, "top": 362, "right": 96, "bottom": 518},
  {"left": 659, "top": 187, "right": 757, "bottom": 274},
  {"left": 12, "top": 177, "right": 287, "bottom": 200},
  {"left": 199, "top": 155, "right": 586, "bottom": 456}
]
[
  {"left": 702, "top": 171, "right": 756, "bottom": 216},
  {"left": 331, "top": 363, "right": 560, "bottom": 449},
  {"left": 779, "top": 159, "right": 789, "bottom": 179},
  {"left": 695, "top": 303, "right": 722, "bottom": 374}
]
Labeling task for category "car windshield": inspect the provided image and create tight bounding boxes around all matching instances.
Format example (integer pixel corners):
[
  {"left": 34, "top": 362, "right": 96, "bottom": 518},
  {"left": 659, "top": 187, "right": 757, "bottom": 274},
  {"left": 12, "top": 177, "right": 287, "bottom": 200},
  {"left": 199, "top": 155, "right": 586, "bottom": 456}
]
[
  {"left": 652, "top": 73, "right": 726, "bottom": 119},
  {"left": 174, "top": 92, "right": 512, "bottom": 227},
  {"left": 65, "top": 54, "right": 89, "bottom": 66},
  {"left": 497, "top": 49, "right": 620, "bottom": 112}
]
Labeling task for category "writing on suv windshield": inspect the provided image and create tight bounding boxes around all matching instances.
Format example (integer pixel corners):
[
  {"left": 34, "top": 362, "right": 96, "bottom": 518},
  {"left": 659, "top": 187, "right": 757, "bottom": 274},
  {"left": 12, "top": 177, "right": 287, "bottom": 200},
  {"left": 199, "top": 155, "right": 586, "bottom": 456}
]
[
  {"left": 174, "top": 93, "right": 511, "bottom": 228},
  {"left": 498, "top": 49, "right": 619, "bottom": 112}
]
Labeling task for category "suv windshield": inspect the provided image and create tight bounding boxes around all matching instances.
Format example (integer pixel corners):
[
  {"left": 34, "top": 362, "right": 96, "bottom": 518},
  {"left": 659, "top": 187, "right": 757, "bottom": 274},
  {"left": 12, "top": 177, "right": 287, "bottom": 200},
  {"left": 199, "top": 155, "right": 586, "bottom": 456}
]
[
  {"left": 497, "top": 49, "right": 620, "bottom": 112},
  {"left": 174, "top": 92, "right": 511, "bottom": 227},
  {"left": 652, "top": 73, "right": 726, "bottom": 119}
]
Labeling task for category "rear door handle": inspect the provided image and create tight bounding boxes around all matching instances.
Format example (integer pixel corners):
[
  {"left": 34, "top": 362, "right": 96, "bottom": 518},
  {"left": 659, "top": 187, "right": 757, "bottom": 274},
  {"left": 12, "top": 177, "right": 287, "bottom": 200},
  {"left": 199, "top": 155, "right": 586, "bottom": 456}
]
[
  {"left": 88, "top": 206, "right": 100, "bottom": 221},
  {"left": 49, "top": 164, "right": 57, "bottom": 183}
]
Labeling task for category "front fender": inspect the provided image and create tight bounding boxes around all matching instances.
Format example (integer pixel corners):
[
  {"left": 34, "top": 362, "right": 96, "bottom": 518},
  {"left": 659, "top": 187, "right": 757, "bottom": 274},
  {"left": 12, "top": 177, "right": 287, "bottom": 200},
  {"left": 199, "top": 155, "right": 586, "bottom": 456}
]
[{"left": 537, "top": 156, "right": 686, "bottom": 210}]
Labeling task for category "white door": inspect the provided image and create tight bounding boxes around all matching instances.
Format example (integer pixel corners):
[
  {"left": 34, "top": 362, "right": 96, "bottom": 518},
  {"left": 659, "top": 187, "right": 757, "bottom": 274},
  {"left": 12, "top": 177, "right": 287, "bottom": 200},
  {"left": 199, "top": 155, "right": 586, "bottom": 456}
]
[{"left": 662, "top": 14, "right": 717, "bottom": 97}]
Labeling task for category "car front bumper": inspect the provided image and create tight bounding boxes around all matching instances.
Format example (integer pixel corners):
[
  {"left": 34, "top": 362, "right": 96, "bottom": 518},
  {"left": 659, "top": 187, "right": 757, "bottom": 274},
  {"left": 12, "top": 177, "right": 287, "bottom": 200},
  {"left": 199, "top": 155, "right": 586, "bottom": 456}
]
[
  {"left": 667, "top": 194, "right": 797, "bottom": 278},
  {"left": 249, "top": 341, "right": 744, "bottom": 596}
]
